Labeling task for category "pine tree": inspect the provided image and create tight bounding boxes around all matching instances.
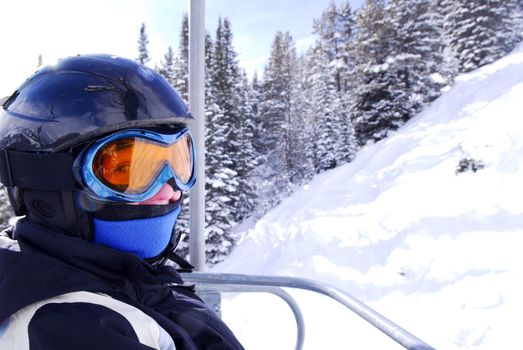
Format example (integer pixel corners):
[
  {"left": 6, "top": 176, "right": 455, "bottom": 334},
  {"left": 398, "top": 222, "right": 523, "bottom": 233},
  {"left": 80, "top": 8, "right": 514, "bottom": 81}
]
[
  {"left": 350, "top": 0, "right": 397, "bottom": 145},
  {"left": 234, "top": 70, "right": 258, "bottom": 220},
  {"left": 157, "top": 46, "right": 176, "bottom": 86},
  {"left": 180, "top": 14, "right": 190, "bottom": 66},
  {"left": 250, "top": 73, "right": 264, "bottom": 169},
  {"left": 211, "top": 17, "right": 241, "bottom": 128},
  {"left": 308, "top": 44, "right": 341, "bottom": 172},
  {"left": 336, "top": 1, "right": 360, "bottom": 164},
  {"left": 288, "top": 55, "right": 315, "bottom": 184},
  {"left": 516, "top": 1, "right": 523, "bottom": 38},
  {"left": 350, "top": 0, "right": 445, "bottom": 146},
  {"left": 256, "top": 31, "right": 296, "bottom": 212},
  {"left": 136, "top": 23, "right": 150, "bottom": 65},
  {"left": 251, "top": 73, "right": 261, "bottom": 112},
  {"left": 310, "top": 1, "right": 358, "bottom": 169},
  {"left": 173, "top": 14, "right": 189, "bottom": 101},
  {"left": 337, "top": 89, "right": 358, "bottom": 164},
  {"left": 444, "top": 0, "right": 521, "bottom": 73},
  {"left": 313, "top": 1, "right": 355, "bottom": 93},
  {"left": 386, "top": 0, "right": 447, "bottom": 116},
  {"left": 249, "top": 72, "right": 265, "bottom": 213},
  {"left": 204, "top": 18, "right": 245, "bottom": 264},
  {"left": 337, "top": 1, "right": 357, "bottom": 91},
  {"left": 432, "top": 0, "right": 460, "bottom": 82}
]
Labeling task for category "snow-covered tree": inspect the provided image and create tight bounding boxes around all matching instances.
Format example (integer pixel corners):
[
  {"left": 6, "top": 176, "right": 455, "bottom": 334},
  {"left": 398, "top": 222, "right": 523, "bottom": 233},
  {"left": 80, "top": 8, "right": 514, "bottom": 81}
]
[
  {"left": 157, "top": 46, "right": 176, "bottom": 86},
  {"left": 432, "top": 0, "right": 460, "bottom": 82},
  {"left": 336, "top": 2, "right": 360, "bottom": 164},
  {"left": 136, "top": 23, "right": 150, "bottom": 65},
  {"left": 313, "top": 1, "right": 355, "bottom": 93},
  {"left": 288, "top": 55, "right": 315, "bottom": 183},
  {"left": 310, "top": 1, "right": 358, "bottom": 169},
  {"left": 0, "top": 186, "right": 14, "bottom": 231},
  {"left": 173, "top": 14, "right": 189, "bottom": 101},
  {"left": 205, "top": 18, "right": 244, "bottom": 264},
  {"left": 517, "top": 1, "right": 523, "bottom": 38},
  {"left": 308, "top": 44, "right": 342, "bottom": 171},
  {"left": 256, "top": 31, "right": 296, "bottom": 212},
  {"left": 386, "top": 0, "right": 447, "bottom": 113},
  {"left": 350, "top": 0, "right": 397, "bottom": 145},
  {"left": 444, "top": 0, "right": 521, "bottom": 73},
  {"left": 234, "top": 70, "right": 258, "bottom": 221}
]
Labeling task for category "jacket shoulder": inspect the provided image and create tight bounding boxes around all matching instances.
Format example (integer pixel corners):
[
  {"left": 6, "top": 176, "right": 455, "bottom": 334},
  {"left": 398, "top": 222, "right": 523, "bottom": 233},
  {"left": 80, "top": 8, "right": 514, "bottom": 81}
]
[{"left": 0, "top": 291, "right": 176, "bottom": 350}]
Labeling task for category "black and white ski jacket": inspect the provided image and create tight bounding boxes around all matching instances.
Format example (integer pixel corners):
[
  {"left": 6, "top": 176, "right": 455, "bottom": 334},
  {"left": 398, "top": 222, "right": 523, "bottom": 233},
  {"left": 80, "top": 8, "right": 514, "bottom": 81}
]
[{"left": 0, "top": 219, "right": 244, "bottom": 350}]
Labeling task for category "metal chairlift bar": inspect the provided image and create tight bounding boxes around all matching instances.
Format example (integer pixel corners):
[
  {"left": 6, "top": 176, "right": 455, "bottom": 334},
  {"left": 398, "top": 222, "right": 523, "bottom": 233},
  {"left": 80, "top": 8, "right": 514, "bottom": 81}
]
[
  {"left": 181, "top": 272, "right": 436, "bottom": 350},
  {"left": 196, "top": 284, "right": 305, "bottom": 350}
]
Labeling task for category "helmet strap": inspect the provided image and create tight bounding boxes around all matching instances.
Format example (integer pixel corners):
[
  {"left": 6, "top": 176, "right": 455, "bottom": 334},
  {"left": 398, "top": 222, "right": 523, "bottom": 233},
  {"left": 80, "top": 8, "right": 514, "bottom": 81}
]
[{"left": 0, "top": 149, "right": 76, "bottom": 191}]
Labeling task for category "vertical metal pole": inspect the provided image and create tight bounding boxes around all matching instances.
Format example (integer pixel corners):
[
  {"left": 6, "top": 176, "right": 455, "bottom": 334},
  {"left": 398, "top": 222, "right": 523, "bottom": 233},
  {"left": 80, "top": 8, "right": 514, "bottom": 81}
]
[{"left": 189, "top": 0, "right": 206, "bottom": 271}]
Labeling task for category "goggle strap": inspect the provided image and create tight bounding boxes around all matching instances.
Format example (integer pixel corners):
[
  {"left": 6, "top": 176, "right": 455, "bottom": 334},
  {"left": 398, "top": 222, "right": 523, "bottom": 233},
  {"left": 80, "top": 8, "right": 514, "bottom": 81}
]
[{"left": 0, "top": 149, "right": 76, "bottom": 191}]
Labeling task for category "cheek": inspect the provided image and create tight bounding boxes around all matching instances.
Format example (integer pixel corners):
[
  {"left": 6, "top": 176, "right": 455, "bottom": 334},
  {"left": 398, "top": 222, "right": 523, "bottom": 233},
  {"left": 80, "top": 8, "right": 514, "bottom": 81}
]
[
  {"left": 138, "top": 185, "right": 178, "bottom": 205},
  {"left": 171, "top": 191, "right": 182, "bottom": 202},
  {"left": 127, "top": 185, "right": 180, "bottom": 205}
]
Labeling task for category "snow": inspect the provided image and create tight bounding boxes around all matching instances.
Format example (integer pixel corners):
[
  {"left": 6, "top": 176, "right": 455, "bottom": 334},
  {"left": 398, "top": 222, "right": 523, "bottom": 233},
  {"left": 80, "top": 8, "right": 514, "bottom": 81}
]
[{"left": 212, "top": 43, "right": 523, "bottom": 349}]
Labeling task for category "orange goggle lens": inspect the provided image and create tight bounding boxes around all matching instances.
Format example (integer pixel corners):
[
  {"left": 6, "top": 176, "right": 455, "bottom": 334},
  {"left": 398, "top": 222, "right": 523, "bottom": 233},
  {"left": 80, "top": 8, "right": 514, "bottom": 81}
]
[{"left": 92, "top": 134, "right": 193, "bottom": 194}]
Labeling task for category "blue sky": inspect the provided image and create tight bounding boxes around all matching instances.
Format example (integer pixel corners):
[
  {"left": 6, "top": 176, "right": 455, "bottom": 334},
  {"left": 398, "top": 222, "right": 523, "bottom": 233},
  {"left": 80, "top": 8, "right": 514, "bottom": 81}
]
[{"left": 0, "top": 0, "right": 363, "bottom": 97}]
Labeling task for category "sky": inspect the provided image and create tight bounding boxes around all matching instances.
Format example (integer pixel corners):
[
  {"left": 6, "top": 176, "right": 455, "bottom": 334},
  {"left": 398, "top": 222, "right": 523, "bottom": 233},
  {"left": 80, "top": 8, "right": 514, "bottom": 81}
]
[
  {"left": 212, "top": 43, "right": 523, "bottom": 349},
  {"left": 0, "top": 0, "right": 363, "bottom": 98}
]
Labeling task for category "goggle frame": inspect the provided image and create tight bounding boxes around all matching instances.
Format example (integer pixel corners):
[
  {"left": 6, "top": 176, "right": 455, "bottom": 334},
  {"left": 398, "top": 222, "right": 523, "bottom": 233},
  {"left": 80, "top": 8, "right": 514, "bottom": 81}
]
[{"left": 77, "top": 128, "right": 196, "bottom": 203}]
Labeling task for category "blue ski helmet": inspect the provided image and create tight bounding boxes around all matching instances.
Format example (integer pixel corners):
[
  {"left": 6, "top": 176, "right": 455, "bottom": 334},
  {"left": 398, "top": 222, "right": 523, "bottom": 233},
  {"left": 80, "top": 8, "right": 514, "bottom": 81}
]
[
  {"left": 0, "top": 54, "right": 192, "bottom": 255},
  {"left": 0, "top": 54, "right": 192, "bottom": 152}
]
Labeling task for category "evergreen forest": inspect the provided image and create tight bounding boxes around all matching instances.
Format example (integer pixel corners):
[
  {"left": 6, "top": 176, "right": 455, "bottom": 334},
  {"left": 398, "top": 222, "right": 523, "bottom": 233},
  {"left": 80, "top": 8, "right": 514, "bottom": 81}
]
[{"left": 1, "top": 0, "right": 522, "bottom": 265}]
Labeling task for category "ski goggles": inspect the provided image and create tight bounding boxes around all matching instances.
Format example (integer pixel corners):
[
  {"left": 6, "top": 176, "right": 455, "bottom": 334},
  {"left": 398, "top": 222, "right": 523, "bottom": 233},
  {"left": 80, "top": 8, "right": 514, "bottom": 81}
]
[{"left": 77, "top": 128, "right": 196, "bottom": 202}]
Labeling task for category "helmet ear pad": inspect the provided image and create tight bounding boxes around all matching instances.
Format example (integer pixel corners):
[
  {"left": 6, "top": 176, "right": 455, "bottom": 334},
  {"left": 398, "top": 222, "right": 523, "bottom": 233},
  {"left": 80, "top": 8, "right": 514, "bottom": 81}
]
[{"left": 22, "top": 189, "right": 93, "bottom": 240}]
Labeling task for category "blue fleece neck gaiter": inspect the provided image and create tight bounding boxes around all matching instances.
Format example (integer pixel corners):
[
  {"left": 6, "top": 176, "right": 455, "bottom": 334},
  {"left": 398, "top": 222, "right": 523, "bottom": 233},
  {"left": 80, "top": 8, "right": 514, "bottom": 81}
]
[{"left": 93, "top": 205, "right": 181, "bottom": 259}]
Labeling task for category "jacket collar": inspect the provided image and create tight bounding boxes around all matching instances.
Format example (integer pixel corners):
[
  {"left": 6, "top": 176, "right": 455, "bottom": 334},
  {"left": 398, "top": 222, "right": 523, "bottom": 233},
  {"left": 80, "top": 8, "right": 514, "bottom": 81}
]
[{"left": 0, "top": 219, "right": 183, "bottom": 321}]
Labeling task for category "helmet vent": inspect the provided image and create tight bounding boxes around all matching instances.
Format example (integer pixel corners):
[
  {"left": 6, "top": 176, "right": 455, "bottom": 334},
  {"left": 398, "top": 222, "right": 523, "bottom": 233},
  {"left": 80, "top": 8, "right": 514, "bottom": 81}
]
[{"left": 32, "top": 199, "right": 56, "bottom": 218}]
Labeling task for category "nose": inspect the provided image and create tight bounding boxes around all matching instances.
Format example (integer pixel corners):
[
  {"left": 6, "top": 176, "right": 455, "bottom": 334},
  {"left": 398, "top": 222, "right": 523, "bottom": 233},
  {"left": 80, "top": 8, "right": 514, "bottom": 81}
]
[{"left": 135, "top": 183, "right": 181, "bottom": 205}]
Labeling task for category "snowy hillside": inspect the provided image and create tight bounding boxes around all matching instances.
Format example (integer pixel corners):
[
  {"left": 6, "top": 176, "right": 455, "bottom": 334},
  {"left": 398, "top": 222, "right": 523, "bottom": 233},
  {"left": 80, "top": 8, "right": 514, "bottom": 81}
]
[{"left": 213, "top": 43, "right": 523, "bottom": 350}]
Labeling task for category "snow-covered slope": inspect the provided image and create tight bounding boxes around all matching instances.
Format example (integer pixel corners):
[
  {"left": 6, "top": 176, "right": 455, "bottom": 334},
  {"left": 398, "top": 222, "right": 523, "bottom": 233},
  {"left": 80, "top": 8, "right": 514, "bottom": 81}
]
[{"left": 214, "top": 43, "right": 523, "bottom": 350}]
